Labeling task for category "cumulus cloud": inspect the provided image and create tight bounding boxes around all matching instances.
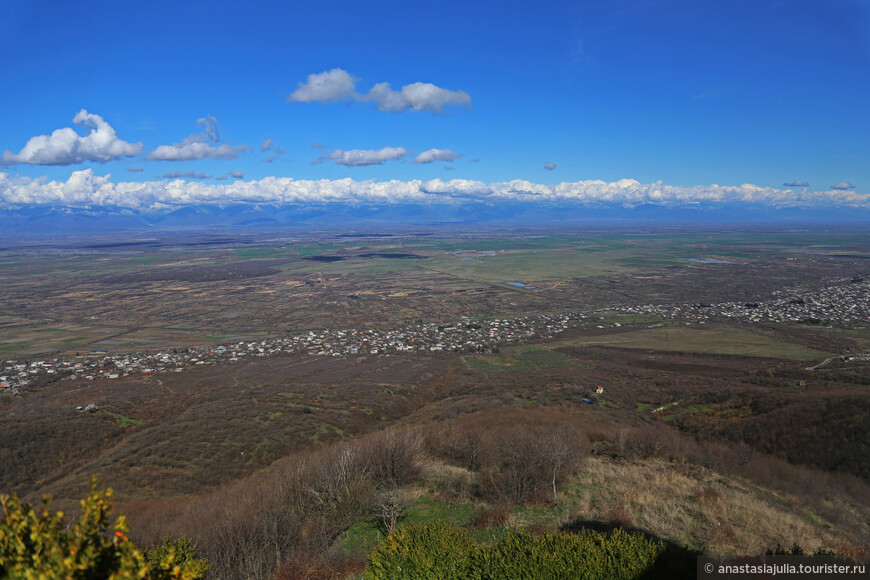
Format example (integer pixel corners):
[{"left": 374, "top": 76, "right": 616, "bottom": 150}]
[
  {"left": 148, "top": 115, "right": 250, "bottom": 161},
  {"left": 1, "top": 110, "right": 143, "bottom": 166},
  {"left": 830, "top": 181, "right": 855, "bottom": 190},
  {"left": 162, "top": 170, "right": 210, "bottom": 179},
  {"left": 288, "top": 68, "right": 358, "bottom": 103},
  {"left": 260, "top": 138, "right": 273, "bottom": 152},
  {"left": 414, "top": 148, "right": 461, "bottom": 164},
  {"left": 783, "top": 179, "right": 808, "bottom": 187},
  {"left": 320, "top": 147, "right": 407, "bottom": 167},
  {"left": 288, "top": 69, "right": 470, "bottom": 114},
  {"left": 365, "top": 82, "right": 471, "bottom": 114},
  {"left": 544, "top": 163, "right": 557, "bottom": 171},
  {"left": 3, "top": 171, "right": 869, "bottom": 211}
]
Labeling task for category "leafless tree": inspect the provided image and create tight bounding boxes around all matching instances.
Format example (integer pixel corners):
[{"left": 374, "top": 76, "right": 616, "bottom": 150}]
[{"left": 371, "top": 489, "right": 409, "bottom": 536}]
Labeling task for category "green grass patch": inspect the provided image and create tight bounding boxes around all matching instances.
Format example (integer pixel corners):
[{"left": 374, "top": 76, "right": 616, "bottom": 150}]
[
  {"left": 404, "top": 496, "right": 476, "bottom": 528},
  {"left": 102, "top": 410, "right": 143, "bottom": 427},
  {"left": 636, "top": 402, "right": 650, "bottom": 412},
  {"left": 341, "top": 517, "right": 384, "bottom": 556}
]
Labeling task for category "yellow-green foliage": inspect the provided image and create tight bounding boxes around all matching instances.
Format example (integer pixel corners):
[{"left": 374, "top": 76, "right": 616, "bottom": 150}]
[
  {"left": 0, "top": 481, "right": 207, "bottom": 580},
  {"left": 144, "top": 537, "right": 210, "bottom": 580},
  {"left": 365, "top": 520, "right": 476, "bottom": 580},
  {"left": 476, "top": 528, "right": 665, "bottom": 580},
  {"left": 365, "top": 522, "right": 666, "bottom": 580}
]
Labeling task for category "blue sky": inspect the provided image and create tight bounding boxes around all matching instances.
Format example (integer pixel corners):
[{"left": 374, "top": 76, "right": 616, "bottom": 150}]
[{"left": 1, "top": 0, "right": 869, "bottom": 211}]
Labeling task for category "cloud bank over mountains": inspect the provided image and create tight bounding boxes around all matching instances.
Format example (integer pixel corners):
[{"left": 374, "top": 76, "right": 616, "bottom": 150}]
[{"left": 2, "top": 170, "right": 868, "bottom": 212}]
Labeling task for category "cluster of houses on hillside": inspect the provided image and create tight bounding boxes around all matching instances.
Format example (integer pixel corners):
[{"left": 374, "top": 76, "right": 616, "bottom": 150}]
[
  {"left": 0, "top": 313, "right": 583, "bottom": 395},
  {"left": 3, "top": 277, "right": 867, "bottom": 397},
  {"left": 615, "top": 277, "right": 869, "bottom": 325}
]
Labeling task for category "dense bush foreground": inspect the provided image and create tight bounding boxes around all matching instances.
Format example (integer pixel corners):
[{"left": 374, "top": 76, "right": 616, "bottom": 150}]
[{"left": 365, "top": 520, "right": 675, "bottom": 580}]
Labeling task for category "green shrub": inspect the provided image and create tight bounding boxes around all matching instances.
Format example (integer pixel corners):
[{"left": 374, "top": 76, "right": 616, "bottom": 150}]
[
  {"left": 365, "top": 520, "right": 476, "bottom": 580},
  {"left": 144, "top": 536, "right": 210, "bottom": 579},
  {"left": 365, "top": 522, "right": 666, "bottom": 580},
  {"left": 476, "top": 528, "right": 665, "bottom": 580},
  {"left": 0, "top": 481, "right": 207, "bottom": 580}
]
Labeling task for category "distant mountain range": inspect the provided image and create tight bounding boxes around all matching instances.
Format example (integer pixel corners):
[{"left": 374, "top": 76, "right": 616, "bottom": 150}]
[{"left": 1, "top": 202, "right": 868, "bottom": 238}]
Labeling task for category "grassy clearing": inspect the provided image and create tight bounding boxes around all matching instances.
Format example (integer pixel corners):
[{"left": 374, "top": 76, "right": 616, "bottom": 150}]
[
  {"left": 813, "top": 327, "right": 870, "bottom": 350},
  {"left": 560, "top": 456, "right": 845, "bottom": 555},
  {"left": 562, "top": 326, "right": 835, "bottom": 360},
  {"left": 405, "top": 495, "right": 476, "bottom": 527},
  {"left": 102, "top": 410, "right": 143, "bottom": 427}
]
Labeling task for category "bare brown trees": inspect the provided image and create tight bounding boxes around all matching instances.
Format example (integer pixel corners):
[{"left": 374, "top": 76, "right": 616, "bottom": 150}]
[{"left": 425, "top": 419, "right": 590, "bottom": 505}]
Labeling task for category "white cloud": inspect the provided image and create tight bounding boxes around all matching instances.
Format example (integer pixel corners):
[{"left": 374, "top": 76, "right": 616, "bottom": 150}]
[
  {"left": 288, "top": 68, "right": 358, "bottom": 103},
  {"left": 260, "top": 138, "right": 273, "bottom": 151},
  {"left": 148, "top": 115, "right": 250, "bottom": 161},
  {"left": 414, "top": 149, "right": 461, "bottom": 164},
  {"left": 149, "top": 142, "right": 247, "bottom": 161},
  {"left": 830, "top": 181, "right": 855, "bottom": 190},
  {"left": 783, "top": 179, "right": 808, "bottom": 187},
  {"left": 289, "top": 69, "right": 471, "bottom": 114},
  {"left": 1, "top": 110, "right": 143, "bottom": 166},
  {"left": 228, "top": 170, "right": 244, "bottom": 179},
  {"left": 544, "top": 163, "right": 557, "bottom": 171},
  {"left": 421, "top": 178, "right": 491, "bottom": 197},
  {"left": 3, "top": 171, "right": 869, "bottom": 211},
  {"left": 128, "top": 167, "right": 144, "bottom": 172},
  {"left": 368, "top": 82, "right": 470, "bottom": 114},
  {"left": 321, "top": 147, "right": 407, "bottom": 167}
]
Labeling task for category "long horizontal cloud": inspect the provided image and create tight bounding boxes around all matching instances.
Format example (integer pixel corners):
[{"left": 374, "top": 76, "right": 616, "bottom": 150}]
[
  {"left": 320, "top": 147, "right": 408, "bottom": 167},
  {"left": 2, "top": 110, "right": 142, "bottom": 166},
  {"left": 2, "top": 171, "right": 869, "bottom": 211},
  {"left": 414, "top": 149, "right": 461, "bottom": 164},
  {"left": 148, "top": 115, "right": 250, "bottom": 161},
  {"left": 289, "top": 68, "right": 471, "bottom": 114},
  {"left": 365, "top": 82, "right": 471, "bottom": 114},
  {"left": 162, "top": 170, "right": 211, "bottom": 179}
]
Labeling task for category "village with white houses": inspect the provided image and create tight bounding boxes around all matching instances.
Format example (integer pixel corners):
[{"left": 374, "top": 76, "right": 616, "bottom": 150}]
[
  {"left": 615, "top": 275, "right": 870, "bottom": 325},
  {"left": 0, "top": 313, "right": 582, "bottom": 396},
  {"left": 2, "top": 276, "right": 868, "bottom": 397}
]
